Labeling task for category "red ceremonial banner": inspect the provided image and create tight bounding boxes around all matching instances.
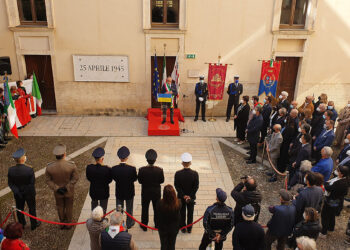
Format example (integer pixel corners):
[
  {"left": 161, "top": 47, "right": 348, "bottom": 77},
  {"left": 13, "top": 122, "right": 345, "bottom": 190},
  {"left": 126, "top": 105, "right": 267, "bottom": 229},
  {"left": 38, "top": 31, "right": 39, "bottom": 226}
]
[
  {"left": 258, "top": 60, "right": 282, "bottom": 97},
  {"left": 208, "top": 63, "right": 227, "bottom": 100}
]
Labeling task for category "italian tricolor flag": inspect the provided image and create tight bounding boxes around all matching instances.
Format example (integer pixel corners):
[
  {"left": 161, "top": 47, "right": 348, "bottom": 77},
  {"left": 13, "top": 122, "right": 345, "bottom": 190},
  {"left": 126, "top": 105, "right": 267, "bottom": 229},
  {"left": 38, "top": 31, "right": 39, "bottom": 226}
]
[
  {"left": 32, "top": 73, "right": 42, "bottom": 116},
  {"left": 3, "top": 79, "right": 18, "bottom": 138}
]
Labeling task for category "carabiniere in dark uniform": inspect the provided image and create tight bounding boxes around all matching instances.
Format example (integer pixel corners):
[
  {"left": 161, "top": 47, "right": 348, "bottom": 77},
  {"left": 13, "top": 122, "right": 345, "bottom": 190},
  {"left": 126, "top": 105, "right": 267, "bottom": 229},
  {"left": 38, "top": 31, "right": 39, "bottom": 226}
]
[
  {"left": 194, "top": 75, "right": 208, "bottom": 122},
  {"left": 226, "top": 75, "right": 243, "bottom": 122},
  {"left": 8, "top": 148, "right": 41, "bottom": 230}
]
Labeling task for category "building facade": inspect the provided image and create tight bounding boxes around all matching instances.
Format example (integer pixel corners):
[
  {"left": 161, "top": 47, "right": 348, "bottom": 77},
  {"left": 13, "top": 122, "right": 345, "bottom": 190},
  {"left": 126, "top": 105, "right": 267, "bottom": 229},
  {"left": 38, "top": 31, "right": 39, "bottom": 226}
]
[{"left": 1, "top": 0, "right": 349, "bottom": 116}]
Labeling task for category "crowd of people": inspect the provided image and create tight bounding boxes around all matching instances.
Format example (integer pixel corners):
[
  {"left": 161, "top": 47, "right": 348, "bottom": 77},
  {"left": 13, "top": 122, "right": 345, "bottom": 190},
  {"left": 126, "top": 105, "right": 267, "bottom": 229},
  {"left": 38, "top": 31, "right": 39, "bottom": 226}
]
[
  {"left": 0, "top": 78, "right": 36, "bottom": 147},
  {"left": 2, "top": 84, "right": 350, "bottom": 249}
]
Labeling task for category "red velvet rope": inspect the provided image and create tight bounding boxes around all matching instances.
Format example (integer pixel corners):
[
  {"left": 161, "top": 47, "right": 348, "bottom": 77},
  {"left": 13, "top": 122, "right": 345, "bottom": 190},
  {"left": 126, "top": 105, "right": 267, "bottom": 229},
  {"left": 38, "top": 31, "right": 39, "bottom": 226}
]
[
  {"left": 123, "top": 211, "right": 158, "bottom": 230},
  {"left": 0, "top": 212, "right": 12, "bottom": 228},
  {"left": 17, "top": 208, "right": 116, "bottom": 226}
]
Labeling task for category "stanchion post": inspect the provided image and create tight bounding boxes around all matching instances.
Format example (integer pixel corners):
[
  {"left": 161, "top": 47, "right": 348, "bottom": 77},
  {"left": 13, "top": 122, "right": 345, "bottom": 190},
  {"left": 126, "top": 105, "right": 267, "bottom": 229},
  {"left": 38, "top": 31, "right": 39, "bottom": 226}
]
[
  {"left": 12, "top": 206, "right": 18, "bottom": 222},
  {"left": 208, "top": 100, "right": 216, "bottom": 122}
]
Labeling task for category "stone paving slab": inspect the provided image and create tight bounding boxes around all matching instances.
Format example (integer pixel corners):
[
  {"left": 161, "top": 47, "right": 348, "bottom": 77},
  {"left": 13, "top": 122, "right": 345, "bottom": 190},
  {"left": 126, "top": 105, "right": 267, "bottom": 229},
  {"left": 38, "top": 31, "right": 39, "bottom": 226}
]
[
  {"left": 68, "top": 137, "right": 235, "bottom": 250},
  {"left": 18, "top": 116, "right": 236, "bottom": 137}
]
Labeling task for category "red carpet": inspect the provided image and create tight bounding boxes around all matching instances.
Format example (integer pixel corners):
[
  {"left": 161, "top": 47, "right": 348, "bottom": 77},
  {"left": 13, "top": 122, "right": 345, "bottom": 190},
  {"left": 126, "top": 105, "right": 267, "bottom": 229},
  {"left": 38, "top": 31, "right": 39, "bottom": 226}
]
[{"left": 147, "top": 108, "right": 184, "bottom": 136}]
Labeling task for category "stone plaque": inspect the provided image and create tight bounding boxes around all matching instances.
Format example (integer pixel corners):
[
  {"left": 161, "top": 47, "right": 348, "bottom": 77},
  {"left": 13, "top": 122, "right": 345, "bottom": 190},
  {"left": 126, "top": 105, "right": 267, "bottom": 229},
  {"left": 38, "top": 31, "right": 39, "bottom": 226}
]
[{"left": 73, "top": 55, "right": 129, "bottom": 82}]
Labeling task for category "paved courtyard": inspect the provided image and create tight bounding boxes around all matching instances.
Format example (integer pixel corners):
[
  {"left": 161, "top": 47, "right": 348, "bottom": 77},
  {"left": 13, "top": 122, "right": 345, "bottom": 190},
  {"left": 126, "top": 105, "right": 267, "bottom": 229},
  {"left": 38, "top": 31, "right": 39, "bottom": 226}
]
[
  {"left": 68, "top": 136, "right": 235, "bottom": 250},
  {"left": 18, "top": 116, "right": 235, "bottom": 137},
  {"left": 14, "top": 115, "right": 237, "bottom": 249}
]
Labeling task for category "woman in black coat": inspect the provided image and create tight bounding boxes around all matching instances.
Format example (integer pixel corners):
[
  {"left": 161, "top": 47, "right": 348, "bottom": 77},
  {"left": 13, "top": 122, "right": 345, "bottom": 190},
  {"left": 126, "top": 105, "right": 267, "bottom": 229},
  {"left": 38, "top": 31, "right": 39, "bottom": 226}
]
[
  {"left": 156, "top": 184, "right": 182, "bottom": 250},
  {"left": 234, "top": 95, "right": 250, "bottom": 144},
  {"left": 288, "top": 207, "right": 321, "bottom": 248},
  {"left": 320, "top": 165, "right": 350, "bottom": 236}
]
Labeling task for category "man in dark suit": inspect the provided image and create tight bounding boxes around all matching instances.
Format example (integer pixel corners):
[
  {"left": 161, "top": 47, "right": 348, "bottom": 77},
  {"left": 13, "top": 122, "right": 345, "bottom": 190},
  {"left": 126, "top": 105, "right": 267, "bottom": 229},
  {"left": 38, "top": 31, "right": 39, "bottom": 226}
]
[
  {"left": 311, "top": 103, "right": 327, "bottom": 140},
  {"left": 276, "top": 109, "right": 299, "bottom": 174},
  {"left": 246, "top": 106, "right": 263, "bottom": 164},
  {"left": 231, "top": 177, "right": 262, "bottom": 225},
  {"left": 226, "top": 75, "right": 243, "bottom": 122},
  {"left": 111, "top": 146, "right": 138, "bottom": 229},
  {"left": 289, "top": 134, "right": 312, "bottom": 182},
  {"left": 8, "top": 148, "right": 40, "bottom": 230},
  {"left": 194, "top": 75, "right": 208, "bottom": 122},
  {"left": 138, "top": 149, "right": 164, "bottom": 231},
  {"left": 86, "top": 147, "right": 112, "bottom": 214},
  {"left": 313, "top": 120, "right": 335, "bottom": 162},
  {"left": 277, "top": 91, "right": 290, "bottom": 112},
  {"left": 265, "top": 190, "right": 296, "bottom": 250},
  {"left": 174, "top": 153, "right": 199, "bottom": 234},
  {"left": 336, "top": 134, "right": 350, "bottom": 164},
  {"left": 259, "top": 95, "right": 273, "bottom": 144},
  {"left": 161, "top": 76, "right": 178, "bottom": 124},
  {"left": 270, "top": 107, "right": 287, "bottom": 130},
  {"left": 293, "top": 172, "right": 323, "bottom": 223}
]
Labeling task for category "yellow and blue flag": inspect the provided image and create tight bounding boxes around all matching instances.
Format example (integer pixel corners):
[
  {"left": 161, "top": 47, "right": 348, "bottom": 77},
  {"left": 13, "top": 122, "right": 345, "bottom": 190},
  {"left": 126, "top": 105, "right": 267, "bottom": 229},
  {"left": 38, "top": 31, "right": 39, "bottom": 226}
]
[{"left": 157, "top": 93, "right": 172, "bottom": 103}]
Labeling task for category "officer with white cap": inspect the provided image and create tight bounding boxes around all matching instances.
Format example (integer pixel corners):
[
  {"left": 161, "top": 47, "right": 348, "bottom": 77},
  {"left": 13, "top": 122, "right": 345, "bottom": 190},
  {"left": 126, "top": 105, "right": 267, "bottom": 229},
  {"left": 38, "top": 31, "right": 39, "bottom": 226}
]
[
  {"left": 226, "top": 74, "right": 243, "bottom": 122},
  {"left": 194, "top": 75, "right": 208, "bottom": 122},
  {"left": 8, "top": 148, "right": 41, "bottom": 230},
  {"left": 45, "top": 144, "right": 79, "bottom": 229},
  {"left": 174, "top": 153, "right": 199, "bottom": 233}
]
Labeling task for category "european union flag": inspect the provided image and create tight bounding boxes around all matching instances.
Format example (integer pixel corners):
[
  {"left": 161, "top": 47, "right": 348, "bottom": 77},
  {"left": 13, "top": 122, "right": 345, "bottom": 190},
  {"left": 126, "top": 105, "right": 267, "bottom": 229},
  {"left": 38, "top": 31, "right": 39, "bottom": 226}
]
[{"left": 152, "top": 54, "right": 160, "bottom": 100}]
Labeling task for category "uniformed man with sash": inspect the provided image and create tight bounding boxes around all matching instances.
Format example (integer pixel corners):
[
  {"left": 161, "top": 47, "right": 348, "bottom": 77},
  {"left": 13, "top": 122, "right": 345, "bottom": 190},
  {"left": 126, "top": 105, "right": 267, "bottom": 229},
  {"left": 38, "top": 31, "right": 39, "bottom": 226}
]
[
  {"left": 194, "top": 75, "right": 208, "bottom": 122},
  {"left": 161, "top": 76, "right": 178, "bottom": 124},
  {"left": 226, "top": 75, "right": 243, "bottom": 122}
]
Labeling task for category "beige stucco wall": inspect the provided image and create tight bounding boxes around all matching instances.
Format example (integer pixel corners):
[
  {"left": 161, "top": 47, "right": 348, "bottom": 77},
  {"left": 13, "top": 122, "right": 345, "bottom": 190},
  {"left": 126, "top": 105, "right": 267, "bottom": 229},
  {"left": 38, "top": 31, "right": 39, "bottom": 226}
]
[
  {"left": 1, "top": 0, "right": 349, "bottom": 116},
  {"left": 0, "top": 0, "right": 19, "bottom": 81},
  {"left": 295, "top": 0, "right": 350, "bottom": 110}
]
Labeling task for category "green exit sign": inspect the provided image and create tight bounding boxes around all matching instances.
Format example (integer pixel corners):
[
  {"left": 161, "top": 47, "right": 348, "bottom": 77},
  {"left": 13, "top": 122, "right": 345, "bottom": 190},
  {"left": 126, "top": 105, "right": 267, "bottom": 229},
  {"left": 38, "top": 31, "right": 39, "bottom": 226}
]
[{"left": 186, "top": 54, "right": 196, "bottom": 59}]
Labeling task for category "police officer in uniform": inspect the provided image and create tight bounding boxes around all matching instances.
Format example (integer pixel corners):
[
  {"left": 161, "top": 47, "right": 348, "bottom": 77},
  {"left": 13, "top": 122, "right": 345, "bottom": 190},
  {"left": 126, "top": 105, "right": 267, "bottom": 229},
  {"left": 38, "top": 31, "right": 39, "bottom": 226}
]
[
  {"left": 8, "top": 148, "right": 41, "bottom": 230},
  {"left": 174, "top": 153, "right": 199, "bottom": 234},
  {"left": 161, "top": 76, "right": 178, "bottom": 124},
  {"left": 138, "top": 149, "right": 164, "bottom": 231},
  {"left": 86, "top": 147, "right": 112, "bottom": 214},
  {"left": 194, "top": 75, "right": 208, "bottom": 122},
  {"left": 111, "top": 146, "right": 138, "bottom": 229},
  {"left": 226, "top": 75, "right": 243, "bottom": 122},
  {"left": 199, "top": 188, "right": 234, "bottom": 250},
  {"left": 45, "top": 144, "right": 79, "bottom": 229}
]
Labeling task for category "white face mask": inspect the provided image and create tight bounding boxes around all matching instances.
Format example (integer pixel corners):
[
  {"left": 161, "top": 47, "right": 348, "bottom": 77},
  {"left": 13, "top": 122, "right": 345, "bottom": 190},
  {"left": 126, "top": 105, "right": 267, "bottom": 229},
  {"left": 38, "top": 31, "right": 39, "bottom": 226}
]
[
  {"left": 279, "top": 95, "right": 283, "bottom": 99},
  {"left": 252, "top": 110, "right": 257, "bottom": 115},
  {"left": 304, "top": 177, "right": 307, "bottom": 184},
  {"left": 347, "top": 150, "right": 350, "bottom": 156},
  {"left": 303, "top": 213, "right": 307, "bottom": 220},
  {"left": 316, "top": 107, "right": 321, "bottom": 112},
  {"left": 347, "top": 104, "right": 350, "bottom": 108},
  {"left": 250, "top": 100, "right": 254, "bottom": 104},
  {"left": 263, "top": 99, "right": 266, "bottom": 103},
  {"left": 298, "top": 127, "right": 301, "bottom": 132},
  {"left": 240, "top": 99, "right": 243, "bottom": 104},
  {"left": 328, "top": 106, "right": 333, "bottom": 109},
  {"left": 200, "top": 80, "right": 204, "bottom": 84},
  {"left": 345, "top": 139, "right": 350, "bottom": 144},
  {"left": 299, "top": 138, "right": 303, "bottom": 144},
  {"left": 334, "top": 170, "right": 339, "bottom": 176}
]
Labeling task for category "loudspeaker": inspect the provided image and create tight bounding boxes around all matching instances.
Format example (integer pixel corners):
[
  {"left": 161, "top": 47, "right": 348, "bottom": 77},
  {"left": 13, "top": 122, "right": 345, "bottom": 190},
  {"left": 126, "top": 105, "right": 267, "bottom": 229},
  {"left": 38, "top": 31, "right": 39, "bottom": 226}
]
[{"left": 0, "top": 57, "right": 12, "bottom": 75}]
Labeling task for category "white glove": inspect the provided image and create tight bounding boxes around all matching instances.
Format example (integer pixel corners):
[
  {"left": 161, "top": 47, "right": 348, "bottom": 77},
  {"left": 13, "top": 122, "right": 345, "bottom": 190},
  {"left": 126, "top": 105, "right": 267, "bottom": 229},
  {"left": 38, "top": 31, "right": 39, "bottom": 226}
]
[{"left": 199, "top": 97, "right": 204, "bottom": 102}]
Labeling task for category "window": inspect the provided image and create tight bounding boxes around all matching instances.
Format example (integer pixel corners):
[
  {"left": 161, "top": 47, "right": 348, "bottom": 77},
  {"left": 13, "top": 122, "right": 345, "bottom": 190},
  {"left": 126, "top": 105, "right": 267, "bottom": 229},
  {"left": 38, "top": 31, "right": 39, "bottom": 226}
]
[
  {"left": 280, "top": 0, "right": 308, "bottom": 29},
  {"left": 17, "top": 0, "right": 47, "bottom": 25},
  {"left": 0, "top": 57, "right": 12, "bottom": 75},
  {"left": 151, "top": 0, "right": 179, "bottom": 27}
]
